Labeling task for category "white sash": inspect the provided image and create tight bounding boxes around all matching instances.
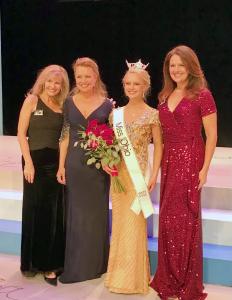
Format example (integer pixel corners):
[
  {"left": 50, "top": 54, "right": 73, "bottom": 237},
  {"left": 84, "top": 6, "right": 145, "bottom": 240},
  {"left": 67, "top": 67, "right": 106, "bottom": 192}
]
[{"left": 113, "top": 108, "right": 154, "bottom": 219}]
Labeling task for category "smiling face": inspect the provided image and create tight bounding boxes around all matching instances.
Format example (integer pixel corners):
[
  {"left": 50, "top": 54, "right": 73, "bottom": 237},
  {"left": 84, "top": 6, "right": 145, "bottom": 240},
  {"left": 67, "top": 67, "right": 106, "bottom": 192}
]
[
  {"left": 44, "top": 72, "right": 63, "bottom": 97},
  {"left": 123, "top": 72, "right": 145, "bottom": 100},
  {"left": 169, "top": 54, "right": 189, "bottom": 87},
  {"left": 75, "top": 66, "right": 97, "bottom": 93}
]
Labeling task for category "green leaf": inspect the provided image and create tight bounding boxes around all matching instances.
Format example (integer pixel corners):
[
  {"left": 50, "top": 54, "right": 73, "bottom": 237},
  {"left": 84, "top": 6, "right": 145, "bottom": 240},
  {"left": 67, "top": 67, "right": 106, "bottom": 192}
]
[
  {"left": 114, "top": 145, "right": 120, "bottom": 152},
  {"left": 109, "top": 161, "right": 115, "bottom": 168},
  {"left": 101, "top": 157, "right": 109, "bottom": 166},
  {"left": 91, "top": 157, "right": 96, "bottom": 163},
  {"left": 95, "top": 162, "right": 101, "bottom": 169},
  {"left": 114, "top": 157, "right": 121, "bottom": 164},
  {"left": 87, "top": 158, "right": 93, "bottom": 165},
  {"left": 112, "top": 151, "right": 119, "bottom": 158},
  {"left": 107, "top": 149, "right": 112, "bottom": 155}
]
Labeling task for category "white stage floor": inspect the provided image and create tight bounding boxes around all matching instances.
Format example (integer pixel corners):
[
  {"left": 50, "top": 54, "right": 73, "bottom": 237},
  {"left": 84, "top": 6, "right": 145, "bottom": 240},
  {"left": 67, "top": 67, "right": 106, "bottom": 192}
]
[{"left": 0, "top": 253, "right": 232, "bottom": 300}]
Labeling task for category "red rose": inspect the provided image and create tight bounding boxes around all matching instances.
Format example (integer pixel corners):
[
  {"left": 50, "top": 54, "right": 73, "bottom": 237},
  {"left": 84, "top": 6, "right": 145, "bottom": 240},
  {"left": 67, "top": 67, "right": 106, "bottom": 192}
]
[
  {"left": 88, "top": 119, "right": 98, "bottom": 129},
  {"left": 105, "top": 139, "right": 113, "bottom": 145},
  {"left": 90, "top": 140, "right": 99, "bottom": 149},
  {"left": 101, "top": 128, "right": 114, "bottom": 141}
]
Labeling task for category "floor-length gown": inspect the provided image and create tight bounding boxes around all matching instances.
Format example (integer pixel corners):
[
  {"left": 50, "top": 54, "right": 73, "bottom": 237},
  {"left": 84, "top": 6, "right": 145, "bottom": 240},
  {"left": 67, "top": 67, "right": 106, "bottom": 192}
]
[
  {"left": 150, "top": 89, "right": 217, "bottom": 300},
  {"left": 21, "top": 98, "right": 64, "bottom": 273},
  {"left": 105, "top": 106, "right": 159, "bottom": 294},
  {"left": 59, "top": 97, "right": 112, "bottom": 283}
]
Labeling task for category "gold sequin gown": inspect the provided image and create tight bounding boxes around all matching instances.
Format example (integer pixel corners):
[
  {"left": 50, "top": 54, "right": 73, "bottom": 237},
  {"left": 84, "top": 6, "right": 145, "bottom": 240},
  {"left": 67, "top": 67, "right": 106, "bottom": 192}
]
[{"left": 105, "top": 106, "right": 159, "bottom": 294}]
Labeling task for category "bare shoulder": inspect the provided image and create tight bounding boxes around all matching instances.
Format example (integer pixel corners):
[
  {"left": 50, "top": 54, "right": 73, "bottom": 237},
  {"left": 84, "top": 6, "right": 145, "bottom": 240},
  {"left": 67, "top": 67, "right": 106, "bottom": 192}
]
[
  {"left": 23, "top": 94, "right": 38, "bottom": 110},
  {"left": 145, "top": 105, "right": 160, "bottom": 125},
  {"left": 24, "top": 94, "right": 38, "bottom": 104},
  {"left": 145, "top": 104, "right": 159, "bottom": 114}
]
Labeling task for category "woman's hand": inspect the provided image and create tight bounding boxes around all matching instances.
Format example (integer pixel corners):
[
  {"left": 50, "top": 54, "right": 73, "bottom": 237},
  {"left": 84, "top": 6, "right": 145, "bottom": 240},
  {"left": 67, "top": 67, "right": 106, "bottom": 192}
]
[
  {"left": 198, "top": 168, "right": 208, "bottom": 190},
  {"left": 102, "top": 165, "right": 115, "bottom": 176},
  {"left": 109, "top": 98, "right": 116, "bottom": 108},
  {"left": 24, "top": 163, "right": 35, "bottom": 184},
  {"left": 147, "top": 175, "right": 157, "bottom": 192},
  {"left": 57, "top": 167, "right": 66, "bottom": 185}
]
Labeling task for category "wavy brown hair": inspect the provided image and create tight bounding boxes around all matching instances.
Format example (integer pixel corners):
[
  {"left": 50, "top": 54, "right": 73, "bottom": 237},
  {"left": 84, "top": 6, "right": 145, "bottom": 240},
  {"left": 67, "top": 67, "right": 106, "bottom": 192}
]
[
  {"left": 29, "top": 65, "right": 70, "bottom": 108},
  {"left": 159, "top": 45, "right": 208, "bottom": 102},
  {"left": 71, "top": 57, "right": 108, "bottom": 98}
]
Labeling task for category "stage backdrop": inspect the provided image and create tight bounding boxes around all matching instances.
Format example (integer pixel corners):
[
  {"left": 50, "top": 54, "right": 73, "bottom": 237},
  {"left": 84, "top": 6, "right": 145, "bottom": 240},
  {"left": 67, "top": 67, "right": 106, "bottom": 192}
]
[{"left": 1, "top": 0, "right": 232, "bottom": 146}]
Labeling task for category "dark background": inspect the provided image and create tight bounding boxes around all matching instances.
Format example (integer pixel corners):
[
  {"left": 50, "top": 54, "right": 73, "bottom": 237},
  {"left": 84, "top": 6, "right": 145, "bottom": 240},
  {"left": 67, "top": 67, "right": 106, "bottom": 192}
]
[{"left": 1, "top": 0, "right": 232, "bottom": 146}]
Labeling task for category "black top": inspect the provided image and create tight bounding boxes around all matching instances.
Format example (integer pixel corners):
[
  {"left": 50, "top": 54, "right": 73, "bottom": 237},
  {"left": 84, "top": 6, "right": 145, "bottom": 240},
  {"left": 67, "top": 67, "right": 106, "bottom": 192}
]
[{"left": 28, "top": 98, "right": 63, "bottom": 150}]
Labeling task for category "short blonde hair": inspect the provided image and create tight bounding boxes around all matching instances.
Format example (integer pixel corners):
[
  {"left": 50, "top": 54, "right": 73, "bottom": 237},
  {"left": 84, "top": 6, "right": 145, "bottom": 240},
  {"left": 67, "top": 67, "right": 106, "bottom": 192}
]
[
  {"left": 122, "top": 69, "right": 151, "bottom": 99},
  {"left": 71, "top": 57, "right": 107, "bottom": 98},
  {"left": 30, "top": 65, "right": 70, "bottom": 107}
]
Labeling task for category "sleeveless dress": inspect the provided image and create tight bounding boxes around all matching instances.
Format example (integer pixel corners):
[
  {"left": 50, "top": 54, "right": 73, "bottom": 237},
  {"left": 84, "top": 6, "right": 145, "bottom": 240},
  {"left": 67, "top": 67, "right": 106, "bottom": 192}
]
[
  {"left": 59, "top": 97, "right": 112, "bottom": 283},
  {"left": 21, "top": 98, "right": 65, "bottom": 273},
  {"left": 105, "top": 106, "right": 159, "bottom": 294},
  {"left": 150, "top": 89, "right": 217, "bottom": 300}
]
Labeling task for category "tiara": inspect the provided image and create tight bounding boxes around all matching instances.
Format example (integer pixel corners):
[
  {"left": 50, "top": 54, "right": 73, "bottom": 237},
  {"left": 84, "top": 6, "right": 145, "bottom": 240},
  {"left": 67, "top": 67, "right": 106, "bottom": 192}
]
[{"left": 126, "top": 59, "right": 149, "bottom": 71}]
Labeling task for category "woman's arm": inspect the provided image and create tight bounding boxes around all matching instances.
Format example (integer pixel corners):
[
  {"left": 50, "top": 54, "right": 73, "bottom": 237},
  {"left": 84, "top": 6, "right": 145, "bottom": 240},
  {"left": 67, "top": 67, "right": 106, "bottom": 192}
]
[
  {"left": 148, "top": 124, "right": 163, "bottom": 192},
  {"left": 198, "top": 112, "right": 217, "bottom": 189},
  {"left": 57, "top": 133, "right": 69, "bottom": 185},
  {"left": 17, "top": 95, "right": 37, "bottom": 183}
]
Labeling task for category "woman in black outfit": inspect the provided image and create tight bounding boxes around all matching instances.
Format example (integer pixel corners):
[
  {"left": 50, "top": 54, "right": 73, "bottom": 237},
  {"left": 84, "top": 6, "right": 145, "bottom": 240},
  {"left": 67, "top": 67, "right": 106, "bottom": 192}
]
[{"left": 17, "top": 65, "right": 69, "bottom": 286}]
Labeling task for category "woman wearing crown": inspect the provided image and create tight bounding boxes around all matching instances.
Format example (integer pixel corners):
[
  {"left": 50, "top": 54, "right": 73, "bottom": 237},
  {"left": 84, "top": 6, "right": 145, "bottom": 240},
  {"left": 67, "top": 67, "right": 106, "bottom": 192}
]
[{"left": 104, "top": 60, "right": 163, "bottom": 294}]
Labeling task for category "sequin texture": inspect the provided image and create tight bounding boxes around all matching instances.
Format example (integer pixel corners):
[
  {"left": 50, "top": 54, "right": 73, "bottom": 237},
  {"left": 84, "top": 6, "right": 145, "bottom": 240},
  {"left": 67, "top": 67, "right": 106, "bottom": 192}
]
[
  {"left": 105, "top": 106, "right": 159, "bottom": 294},
  {"left": 150, "top": 89, "right": 217, "bottom": 300}
]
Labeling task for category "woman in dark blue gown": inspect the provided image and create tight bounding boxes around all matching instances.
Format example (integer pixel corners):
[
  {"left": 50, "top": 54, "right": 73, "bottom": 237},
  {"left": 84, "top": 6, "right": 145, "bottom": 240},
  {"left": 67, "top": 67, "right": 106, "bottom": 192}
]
[{"left": 57, "top": 57, "right": 112, "bottom": 283}]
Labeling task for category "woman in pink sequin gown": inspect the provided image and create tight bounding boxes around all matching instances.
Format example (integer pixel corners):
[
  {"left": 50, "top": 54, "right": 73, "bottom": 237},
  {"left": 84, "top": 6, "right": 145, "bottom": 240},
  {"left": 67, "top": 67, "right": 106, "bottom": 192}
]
[{"left": 150, "top": 45, "right": 217, "bottom": 300}]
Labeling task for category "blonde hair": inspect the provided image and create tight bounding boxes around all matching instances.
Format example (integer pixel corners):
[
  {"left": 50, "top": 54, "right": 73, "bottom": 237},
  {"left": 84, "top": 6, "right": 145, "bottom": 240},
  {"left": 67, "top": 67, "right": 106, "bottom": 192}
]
[
  {"left": 159, "top": 45, "right": 208, "bottom": 102},
  {"left": 29, "top": 65, "right": 69, "bottom": 107},
  {"left": 71, "top": 57, "right": 108, "bottom": 98},
  {"left": 122, "top": 68, "right": 151, "bottom": 99}
]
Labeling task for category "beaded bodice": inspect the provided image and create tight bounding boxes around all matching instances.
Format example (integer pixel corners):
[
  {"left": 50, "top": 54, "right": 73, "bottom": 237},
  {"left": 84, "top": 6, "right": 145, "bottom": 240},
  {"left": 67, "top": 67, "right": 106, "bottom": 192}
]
[{"left": 112, "top": 106, "right": 159, "bottom": 174}]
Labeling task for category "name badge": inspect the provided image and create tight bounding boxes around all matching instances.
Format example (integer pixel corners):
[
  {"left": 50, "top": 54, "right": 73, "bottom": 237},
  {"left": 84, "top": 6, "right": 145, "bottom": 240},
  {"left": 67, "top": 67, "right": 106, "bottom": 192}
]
[{"left": 34, "top": 109, "right": 43, "bottom": 116}]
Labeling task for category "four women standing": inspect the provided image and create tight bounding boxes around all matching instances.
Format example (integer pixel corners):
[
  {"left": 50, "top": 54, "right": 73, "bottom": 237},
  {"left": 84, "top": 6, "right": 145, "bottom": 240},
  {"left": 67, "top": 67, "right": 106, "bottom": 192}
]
[{"left": 17, "top": 46, "right": 217, "bottom": 298}]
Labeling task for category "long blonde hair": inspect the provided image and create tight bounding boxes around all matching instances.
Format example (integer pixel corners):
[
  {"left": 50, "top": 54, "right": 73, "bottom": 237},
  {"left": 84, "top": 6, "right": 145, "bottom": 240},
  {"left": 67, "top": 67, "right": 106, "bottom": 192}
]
[
  {"left": 71, "top": 57, "right": 108, "bottom": 98},
  {"left": 159, "top": 45, "right": 207, "bottom": 102},
  {"left": 30, "top": 65, "right": 70, "bottom": 107}
]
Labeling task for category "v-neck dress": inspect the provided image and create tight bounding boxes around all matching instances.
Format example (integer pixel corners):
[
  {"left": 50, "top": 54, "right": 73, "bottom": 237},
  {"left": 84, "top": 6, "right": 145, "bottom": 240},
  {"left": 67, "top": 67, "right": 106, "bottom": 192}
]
[
  {"left": 59, "top": 96, "right": 112, "bottom": 283},
  {"left": 150, "top": 89, "right": 217, "bottom": 300}
]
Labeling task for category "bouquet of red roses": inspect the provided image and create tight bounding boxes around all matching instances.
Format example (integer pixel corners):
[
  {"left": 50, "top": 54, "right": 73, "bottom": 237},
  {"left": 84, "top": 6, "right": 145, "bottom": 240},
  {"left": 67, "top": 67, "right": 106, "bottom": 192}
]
[{"left": 75, "top": 119, "right": 125, "bottom": 193}]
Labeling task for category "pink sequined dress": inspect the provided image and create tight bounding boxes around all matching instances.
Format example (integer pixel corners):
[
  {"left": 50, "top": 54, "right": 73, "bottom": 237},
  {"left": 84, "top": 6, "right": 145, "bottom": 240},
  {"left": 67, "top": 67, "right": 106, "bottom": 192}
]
[{"left": 150, "top": 89, "right": 217, "bottom": 300}]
